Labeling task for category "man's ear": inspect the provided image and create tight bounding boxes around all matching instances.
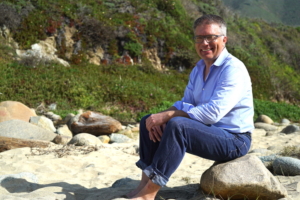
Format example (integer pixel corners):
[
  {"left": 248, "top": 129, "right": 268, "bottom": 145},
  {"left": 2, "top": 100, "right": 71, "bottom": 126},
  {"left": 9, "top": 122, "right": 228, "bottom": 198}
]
[{"left": 223, "top": 36, "right": 228, "bottom": 44}]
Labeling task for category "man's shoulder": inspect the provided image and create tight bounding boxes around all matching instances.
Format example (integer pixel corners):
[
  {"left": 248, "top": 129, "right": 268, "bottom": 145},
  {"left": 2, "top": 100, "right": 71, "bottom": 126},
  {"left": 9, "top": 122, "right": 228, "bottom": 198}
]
[{"left": 223, "top": 52, "right": 245, "bottom": 68}]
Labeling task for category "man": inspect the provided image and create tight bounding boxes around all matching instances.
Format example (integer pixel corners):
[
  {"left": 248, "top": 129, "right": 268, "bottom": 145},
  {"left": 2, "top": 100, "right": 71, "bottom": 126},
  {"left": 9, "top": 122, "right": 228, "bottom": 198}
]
[{"left": 126, "top": 14, "right": 254, "bottom": 200}]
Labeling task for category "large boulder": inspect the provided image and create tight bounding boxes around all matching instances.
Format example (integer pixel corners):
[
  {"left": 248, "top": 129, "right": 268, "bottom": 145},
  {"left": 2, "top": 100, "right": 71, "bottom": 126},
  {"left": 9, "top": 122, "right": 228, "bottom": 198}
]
[
  {"left": 68, "top": 111, "right": 122, "bottom": 136},
  {"left": 200, "top": 155, "right": 287, "bottom": 200},
  {"left": 0, "top": 101, "right": 36, "bottom": 123},
  {"left": 0, "top": 119, "right": 57, "bottom": 141}
]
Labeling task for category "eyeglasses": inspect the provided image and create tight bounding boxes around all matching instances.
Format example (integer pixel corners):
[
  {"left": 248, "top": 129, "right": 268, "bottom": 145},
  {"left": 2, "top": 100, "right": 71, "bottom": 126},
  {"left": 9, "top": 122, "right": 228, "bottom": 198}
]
[{"left": 193, "top": 35, "right": 224, "bottom": 43}]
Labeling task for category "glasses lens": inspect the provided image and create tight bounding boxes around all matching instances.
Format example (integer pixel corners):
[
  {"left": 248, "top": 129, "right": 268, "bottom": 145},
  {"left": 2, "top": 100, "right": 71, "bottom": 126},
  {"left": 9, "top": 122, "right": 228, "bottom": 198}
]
[
  {"left": 205, "top": 35, "right": 215, "bottom": 43},
  {"left": 194, "top": 35, "right": 220, "bottom": 43},
  {"left": 194, "top": 36, "right": 203, "bottom": 43}
]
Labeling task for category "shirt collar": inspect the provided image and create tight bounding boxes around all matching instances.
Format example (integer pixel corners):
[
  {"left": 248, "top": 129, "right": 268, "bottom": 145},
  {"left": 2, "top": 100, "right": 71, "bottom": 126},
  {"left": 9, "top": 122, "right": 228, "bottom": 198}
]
[
  {"left": 213, "top": 47, "right": 229, "bottom": 67},
  {"left": 197, "top": 48, "right": 230, "bottom": 68}
]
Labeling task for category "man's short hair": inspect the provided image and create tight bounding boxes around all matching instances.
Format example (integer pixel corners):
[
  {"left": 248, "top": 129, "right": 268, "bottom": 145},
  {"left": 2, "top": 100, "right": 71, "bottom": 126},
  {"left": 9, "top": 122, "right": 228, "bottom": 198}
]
[{"left": 193, "top": 14, "right": 227, "bottom": 36}]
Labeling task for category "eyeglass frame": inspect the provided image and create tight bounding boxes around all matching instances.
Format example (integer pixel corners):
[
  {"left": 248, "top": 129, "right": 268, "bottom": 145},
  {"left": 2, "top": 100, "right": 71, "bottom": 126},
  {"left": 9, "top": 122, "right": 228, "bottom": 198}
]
[{"left": 193, "top": 35, "right": 224, "bottom": 44}]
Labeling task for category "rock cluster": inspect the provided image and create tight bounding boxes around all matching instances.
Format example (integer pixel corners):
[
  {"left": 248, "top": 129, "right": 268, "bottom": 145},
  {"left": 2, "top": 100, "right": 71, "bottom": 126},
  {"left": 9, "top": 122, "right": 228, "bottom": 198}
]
[
  {"left": 0, "top": 101, "right": 136, "bottom": 151},
  {"left": 0, "top": 103, "right": 300, "bottom": 200}
]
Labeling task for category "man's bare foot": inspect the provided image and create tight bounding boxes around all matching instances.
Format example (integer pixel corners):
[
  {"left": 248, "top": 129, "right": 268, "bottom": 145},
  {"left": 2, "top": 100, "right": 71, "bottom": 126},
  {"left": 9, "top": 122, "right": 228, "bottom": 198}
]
[
  {"left": 125, "top": 173, "right": 149, "bottom": 198},
  {"left": 130, "top": 179, "right": 161, "bottom": 200}
]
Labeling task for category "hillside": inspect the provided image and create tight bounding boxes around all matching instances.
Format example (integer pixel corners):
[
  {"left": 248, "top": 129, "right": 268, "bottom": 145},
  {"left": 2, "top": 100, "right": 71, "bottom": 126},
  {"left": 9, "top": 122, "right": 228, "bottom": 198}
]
[
  {"left": 0, "top": 0, "right": 300, "bottom": 122},
  {"left": 222, "top": 0, "right": 300, "bottom": 26}
]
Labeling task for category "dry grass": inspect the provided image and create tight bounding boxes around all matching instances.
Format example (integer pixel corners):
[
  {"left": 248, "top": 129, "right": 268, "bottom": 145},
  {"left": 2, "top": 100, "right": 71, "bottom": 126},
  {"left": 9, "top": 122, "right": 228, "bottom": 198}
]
[
  {"left": 279, "top": 145, "right": 300, "bottom": 159},
  {"left": 28, "top": 144, "right": 101, "bottom": 158}
]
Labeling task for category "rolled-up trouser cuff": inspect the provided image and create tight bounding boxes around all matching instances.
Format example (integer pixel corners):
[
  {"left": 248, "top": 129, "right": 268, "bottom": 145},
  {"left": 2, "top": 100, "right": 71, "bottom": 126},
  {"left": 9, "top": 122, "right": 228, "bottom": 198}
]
[
  {"left": 136, "top": 159, "right": 148, "bottom": 170},
  {"left": 136, "top": 160, "right": 168, "bottom": 187}
]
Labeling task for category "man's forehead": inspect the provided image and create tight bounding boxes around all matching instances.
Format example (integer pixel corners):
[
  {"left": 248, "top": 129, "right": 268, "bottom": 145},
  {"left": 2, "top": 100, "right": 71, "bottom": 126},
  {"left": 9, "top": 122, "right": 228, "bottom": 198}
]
[{"left": 194, "top": 23, "right": 222, "bottom": 33}]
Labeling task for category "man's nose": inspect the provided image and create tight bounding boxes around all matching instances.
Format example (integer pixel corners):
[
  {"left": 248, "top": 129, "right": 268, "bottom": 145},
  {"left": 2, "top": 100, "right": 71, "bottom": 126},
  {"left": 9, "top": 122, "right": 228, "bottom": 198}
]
[{"left": 202, "top": 39, "right": 209, "bottom": 44}]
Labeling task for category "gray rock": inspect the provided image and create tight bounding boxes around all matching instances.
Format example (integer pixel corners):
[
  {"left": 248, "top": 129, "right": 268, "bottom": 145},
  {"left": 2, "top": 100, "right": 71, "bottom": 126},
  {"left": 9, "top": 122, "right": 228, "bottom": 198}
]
[
  {"left": 254, "top": 122, "right": 278, "bottom": 132},
  {"left": 44, "top": 111, "right": 62, "bottom": 122},
  {"left": 110, "top": 133, "right": 132, "bottom": 143},
  {"left": 200, "top": 155, "right": 288, "bottom": 200},
  {"left": 56, "top": 124, "right": 73, "bottom": 137},
  {"left": 281, "top": 125, "right": 300, "bottom": 134},
  {"left": 273, "top": 157, "right": 300, "bottom": 176},
  {"left": 259, "top": 155, "right": 279, "bottom": 170},
  {"left": 48, "top": 103, "right": 57, "bottom": 110},
  {"left": 30, "top": 116, "right": 56, "bottom": 132},
  {"left": 0, "top": 119, "right": 57, "bottom": 141},
  {"left": 259, "top": 155, "right": 279, "bottom": 163},
  {"left": 281, "top": 118, "right": 290, "bottom": 125},
  {"left": 68, "top": 133, "right": 102, "bottom": 146},
  {"left": 61, "top": 113, "right": 75, "bottom": 125},
  {"left": 111, "top": 177, "right": 133, "bottom": 188}
]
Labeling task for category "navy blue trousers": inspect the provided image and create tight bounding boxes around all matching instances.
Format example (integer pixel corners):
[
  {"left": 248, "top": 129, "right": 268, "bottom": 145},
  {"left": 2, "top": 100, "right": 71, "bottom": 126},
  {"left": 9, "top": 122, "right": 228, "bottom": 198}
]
[{"left": 136, "top": 115, "right": 251, "bottom": 186}]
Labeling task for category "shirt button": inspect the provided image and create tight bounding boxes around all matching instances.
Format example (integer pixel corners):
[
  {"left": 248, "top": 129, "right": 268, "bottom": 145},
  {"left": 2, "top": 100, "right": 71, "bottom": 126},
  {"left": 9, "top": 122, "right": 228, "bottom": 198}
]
[{"left": 202, "top": 88, "right": 205, "bottom": 90}]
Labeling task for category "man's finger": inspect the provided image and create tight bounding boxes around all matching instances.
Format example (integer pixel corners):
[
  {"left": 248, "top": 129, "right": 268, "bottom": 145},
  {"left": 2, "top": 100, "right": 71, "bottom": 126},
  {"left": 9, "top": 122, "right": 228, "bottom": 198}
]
[
  {"left": 152, "top": 127, "right": 161, "bottom": 142},
  {"left": 155, "top": 126, "right": 163, "bottom": 137},
  {"left": 149, "top": 130, "right": 157, "bottom": 142}
]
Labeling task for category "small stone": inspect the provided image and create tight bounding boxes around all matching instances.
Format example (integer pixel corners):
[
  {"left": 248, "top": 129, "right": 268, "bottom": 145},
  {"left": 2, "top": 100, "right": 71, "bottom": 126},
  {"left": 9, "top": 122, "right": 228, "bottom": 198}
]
[
  {"left": 255, "top": 114, "right": 274, "bottom": 124},
  {"left": 118, "top": 129, "right": 133, "bottom": 138},
  {"left": 98, "top": 135, "right": 110, "bottom": 144},
  {"left": 48, "top": 103, "right": 57, "bottom": 110},
  {"left": 53, "top": 135, "right": 72, "bottom": 145},
  {"left": 68, "top": 133, "right": 102, "bottom": 146},
  {"left": 110, "top": 133, "right": 132, "bottom": 143},
  {"left": 281, "top": 118, "right": 290, "bottom": 125},
  {"left": 56, "top": 125, "right": 73, "bottom": 137},
  {"left": 131, "top": 126, "right": 139, "bottom": 132},
  {"left": 30, "top": 116, "right": 56, "bottom": 132}
]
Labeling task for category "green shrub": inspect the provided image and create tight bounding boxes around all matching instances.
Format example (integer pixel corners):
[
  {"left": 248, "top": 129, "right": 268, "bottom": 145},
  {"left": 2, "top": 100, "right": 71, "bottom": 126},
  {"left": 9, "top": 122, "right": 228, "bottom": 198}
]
[
  {"left": 254, "top": 99, "right": 300, "bottom": 122},
  {"left": 124, "top": 42, "right": 143, "bottom": 57}
]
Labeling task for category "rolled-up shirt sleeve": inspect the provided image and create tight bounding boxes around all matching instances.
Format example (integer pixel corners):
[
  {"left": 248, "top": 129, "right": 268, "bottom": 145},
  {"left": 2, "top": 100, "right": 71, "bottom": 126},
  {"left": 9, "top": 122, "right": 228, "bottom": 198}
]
[{"left": 186, "top": 65, "right": 246, "bottom": 124}]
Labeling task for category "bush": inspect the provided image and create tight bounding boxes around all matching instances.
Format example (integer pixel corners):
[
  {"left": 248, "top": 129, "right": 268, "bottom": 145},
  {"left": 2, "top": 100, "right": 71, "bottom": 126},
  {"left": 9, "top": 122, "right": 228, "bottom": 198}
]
[
  {"left": 0, "top": 3, "right": 21, "bottom": 31},
  {"left": 79, "top": 17, "right": 116, "bottom": 48},
  {"left": 124, "top": 41, "right": 143, "bottom": 57}
]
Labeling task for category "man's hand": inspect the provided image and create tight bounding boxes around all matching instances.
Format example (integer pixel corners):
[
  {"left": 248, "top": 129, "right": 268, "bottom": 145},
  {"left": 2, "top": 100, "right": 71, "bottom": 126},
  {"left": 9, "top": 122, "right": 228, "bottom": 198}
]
[
  {"left": 146, "top": 112, "right": 169, "bottom": 132},
  {"left": 149, "top": 124, "right": 166, "bottom": 142},
  {"left": 145, "top": 108, "right": 189, "bottom": 142}
]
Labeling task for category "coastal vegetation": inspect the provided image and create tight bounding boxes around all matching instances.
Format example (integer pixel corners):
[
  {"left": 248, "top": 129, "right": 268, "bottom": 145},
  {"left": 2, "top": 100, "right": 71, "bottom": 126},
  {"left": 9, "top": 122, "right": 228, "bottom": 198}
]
[{"left": 0, "top": 0, "right": 300, "bottom": 122}]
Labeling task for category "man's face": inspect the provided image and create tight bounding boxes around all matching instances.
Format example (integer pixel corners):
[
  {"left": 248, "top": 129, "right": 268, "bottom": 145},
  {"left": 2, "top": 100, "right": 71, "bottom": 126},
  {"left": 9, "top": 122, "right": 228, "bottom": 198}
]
[{"left": 194, "top": 23, "right": 227, "bottom": 66}]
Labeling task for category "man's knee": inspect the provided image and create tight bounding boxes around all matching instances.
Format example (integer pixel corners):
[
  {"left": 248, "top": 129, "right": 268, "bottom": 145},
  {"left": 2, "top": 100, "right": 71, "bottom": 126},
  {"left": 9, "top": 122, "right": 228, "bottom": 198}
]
[
  {"left": 140, "top": 114, "right": 151, "bottom": 129},
  {"left": 167, "top": 117, "right": 186, "bottom": 128}
]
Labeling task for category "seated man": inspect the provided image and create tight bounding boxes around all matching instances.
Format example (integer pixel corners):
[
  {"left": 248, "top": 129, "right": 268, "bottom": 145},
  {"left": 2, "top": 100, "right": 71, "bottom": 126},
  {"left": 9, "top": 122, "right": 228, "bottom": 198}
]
[{"left": 126, "top": 14, "right": 254, "bottom": 200}]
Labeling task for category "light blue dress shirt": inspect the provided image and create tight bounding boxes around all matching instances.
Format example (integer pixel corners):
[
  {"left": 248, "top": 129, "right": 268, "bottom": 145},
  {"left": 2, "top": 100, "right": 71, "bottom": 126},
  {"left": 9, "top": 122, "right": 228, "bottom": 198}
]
[{"left": 173, "top": 48, "right": 254, "bottom": 133}]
